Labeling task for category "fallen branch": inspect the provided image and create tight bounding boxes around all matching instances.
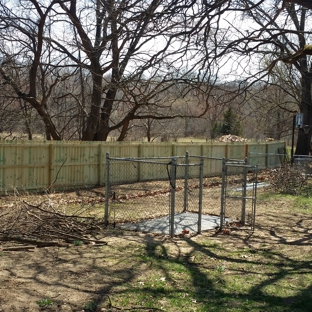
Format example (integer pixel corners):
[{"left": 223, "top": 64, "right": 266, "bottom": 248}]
[
  {"left": 0, "top": 235, "right": 69, "bottom": 247},
  {"left": 0, "top": 245, "right": 37, "bottom": 252}
]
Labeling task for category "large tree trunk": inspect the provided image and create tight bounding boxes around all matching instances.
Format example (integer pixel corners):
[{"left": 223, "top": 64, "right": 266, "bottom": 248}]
[
  {"left": 117, "top": 117, "right": 130, "bottom": 141},
  {"left": 82, "top": 70, "right": 103, "bottom": 141},
  {"left": 25, "top": 102, "right": 61, "bottom": 140},
  {"left": 147, "top": 118, "right": 152, "bottom": 142},
  {"left": 295, "top": 70, "right": 312, "bottom": 155},
  {"left": 94, "top": 89, "right": 118, "bottom": 141}
]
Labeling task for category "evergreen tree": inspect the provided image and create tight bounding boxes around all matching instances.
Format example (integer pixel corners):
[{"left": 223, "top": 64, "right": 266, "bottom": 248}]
[{"left": 212, "top": 108, "right": 243, "bottom": 137}]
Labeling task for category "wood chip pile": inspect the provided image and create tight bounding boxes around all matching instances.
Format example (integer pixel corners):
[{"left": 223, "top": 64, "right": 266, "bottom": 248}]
[{"left": 218, "top": 135, "right": 248, "bottom": 142}]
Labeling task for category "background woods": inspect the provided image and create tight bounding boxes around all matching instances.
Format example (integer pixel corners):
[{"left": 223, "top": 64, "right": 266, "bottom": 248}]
[{"left": 0, "top": 1, "right": 311, "bottom": 155}]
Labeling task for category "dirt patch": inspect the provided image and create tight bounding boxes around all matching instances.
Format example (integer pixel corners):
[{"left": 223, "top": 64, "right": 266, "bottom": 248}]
[{"left": 1, "top": 176, "right": 311, "bottom": 311}]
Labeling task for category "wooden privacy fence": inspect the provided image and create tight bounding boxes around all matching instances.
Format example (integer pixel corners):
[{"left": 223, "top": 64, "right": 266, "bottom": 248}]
[{"left": 0, "top": 140, "right": 285, "bottom": 193}]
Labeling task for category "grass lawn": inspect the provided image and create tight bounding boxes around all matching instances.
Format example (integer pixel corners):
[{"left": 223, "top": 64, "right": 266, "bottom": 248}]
[{"left": 95, "top": 191, "right": 312, "bottom": 312}]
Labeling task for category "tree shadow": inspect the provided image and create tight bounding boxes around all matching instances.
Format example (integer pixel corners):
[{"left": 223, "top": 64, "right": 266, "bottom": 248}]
[
  {"left": 2, "top": 215, "right": 311, "bottom": 311},
  {"left": 77, "top": 220, "right": 311, "bottom": 312}
]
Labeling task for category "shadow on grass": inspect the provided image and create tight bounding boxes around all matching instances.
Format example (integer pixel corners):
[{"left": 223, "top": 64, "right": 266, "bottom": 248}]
[
  {"left": 84, "top": 221, "right": 312, "bottom": 312},
  {"left": 2, "top": 214, "right": 311, "bottom": 311}
]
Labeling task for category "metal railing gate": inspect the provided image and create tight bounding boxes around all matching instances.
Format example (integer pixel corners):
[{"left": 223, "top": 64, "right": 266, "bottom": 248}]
[
  {"left": 220, "top": 158, "right": 258, "bottom": 231},
  {"left": 104, "top": 153, "right": 204, "bottom": 237},
  {"left": 104, "top": 153, "right": 258, "bottom": 236}
]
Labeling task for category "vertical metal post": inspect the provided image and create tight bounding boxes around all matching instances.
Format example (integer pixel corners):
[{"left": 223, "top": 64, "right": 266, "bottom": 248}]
[
  {"left": 251, "top": 165, "right": 258, "bottom": 231},
  {"left": 241, "top": 157, "right": 248, "bottom": 225},
  {"left": 104, "top": 152, "right": 110, "bottom": 226},
  {"left": 198, "top": 157, "right": 204, "bottom": 234},
  {"left": 220, "top": 158, "right": 226, "bottom": 230},
  {"left": 98, "top": 143, "right": 103, "bottom": 186},
  {"left": 170, "top": 157, "right": 177, "bottom": 238},
  {"left": 183, "top": 151, "right": 189, "bottom": 212},
  {"left": 291, "top": 115, "right": 296, "bottom": 165}
]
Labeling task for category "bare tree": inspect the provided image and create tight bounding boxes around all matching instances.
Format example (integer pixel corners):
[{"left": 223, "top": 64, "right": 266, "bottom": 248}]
[
  {"left": 4, "top": 0, "right": 306, "bottom": 144},
  {"left": 0, "top": 0, "right": 67, "bottom": 140},
  {"left": 0, "top": 0, "right": 240, "bottom": 141},
  {"left": 285, "top": 0, "right": 312, "bottom": 10},
  {"left": 244, "top": 82, "right": 296, "bottom": 140},
  {"left": 222, "top": 0, "right": 312, "bottom": 154},
  {"left": 56, "top": 0, "right": 231, "bottom": 141}
]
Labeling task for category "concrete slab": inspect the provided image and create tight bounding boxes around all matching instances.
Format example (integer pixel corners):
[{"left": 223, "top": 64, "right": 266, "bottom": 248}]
[{"left": 119, "top": 212, "right": 229, "bottom": 235}]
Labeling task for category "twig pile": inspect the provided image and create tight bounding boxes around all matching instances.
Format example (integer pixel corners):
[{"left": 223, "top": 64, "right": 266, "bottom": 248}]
[
  {"left": 269, "top": 164, "right": 307, "bottom": 195},
  {"left": 0, "top": 199, "right": 107, "bottom": 249}
]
